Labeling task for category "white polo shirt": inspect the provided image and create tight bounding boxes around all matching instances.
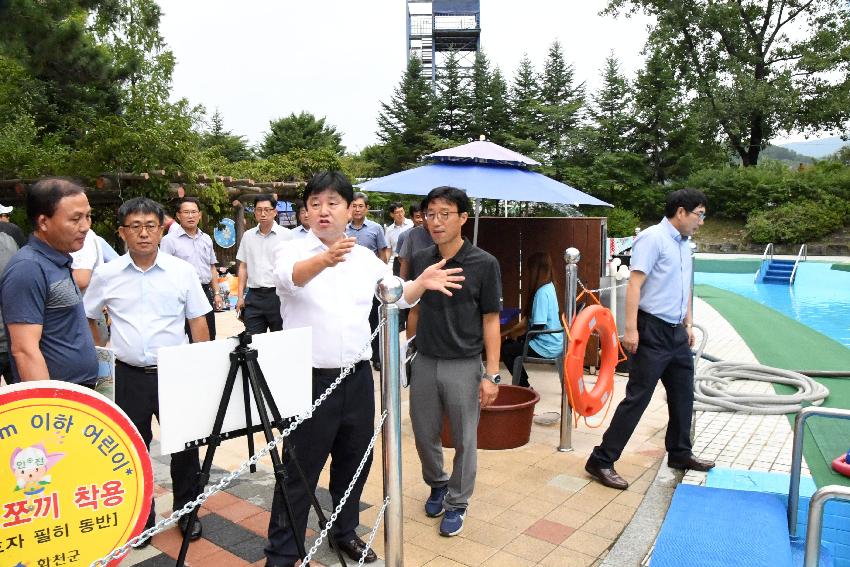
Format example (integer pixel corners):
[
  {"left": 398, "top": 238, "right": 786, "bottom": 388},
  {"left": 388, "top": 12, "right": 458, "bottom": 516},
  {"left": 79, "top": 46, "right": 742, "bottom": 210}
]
[{"left": 84, "top": 251, "right": 211, "bottom": 366}]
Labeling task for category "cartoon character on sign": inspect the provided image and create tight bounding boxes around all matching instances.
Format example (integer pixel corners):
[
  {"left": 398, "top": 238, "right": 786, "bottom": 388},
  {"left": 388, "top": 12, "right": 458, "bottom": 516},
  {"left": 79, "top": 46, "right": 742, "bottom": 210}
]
[{"left": 10, "top": 444, "right": 64, "bottom": 498}]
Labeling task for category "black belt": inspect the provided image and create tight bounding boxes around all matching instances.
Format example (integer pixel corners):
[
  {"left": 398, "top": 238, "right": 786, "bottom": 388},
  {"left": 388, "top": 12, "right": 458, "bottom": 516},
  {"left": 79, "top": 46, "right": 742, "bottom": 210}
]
[
  {"left": 116, "top": 360, "right": 159, "bottom": 374},
  {"left": 313, "top": 360, "right": 368, "bottom": 378},
  {"left": 249, "top": 286, "right": 276, "bottom": 292},
  {"left": 638, "top": 310, "right": 684, "bottom": 328}
]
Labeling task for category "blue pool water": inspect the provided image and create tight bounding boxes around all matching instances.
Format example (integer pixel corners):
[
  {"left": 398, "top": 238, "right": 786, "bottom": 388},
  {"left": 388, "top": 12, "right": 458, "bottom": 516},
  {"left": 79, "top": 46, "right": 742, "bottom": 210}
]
[{"left": 695, "top": 261, "right": 850, "bottom": 348}]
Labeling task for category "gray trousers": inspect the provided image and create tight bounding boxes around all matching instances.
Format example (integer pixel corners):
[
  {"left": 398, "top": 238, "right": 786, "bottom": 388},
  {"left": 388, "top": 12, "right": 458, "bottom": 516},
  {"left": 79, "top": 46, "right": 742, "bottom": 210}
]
[{"left": 409, "top": 353, "right": 481, "bottom": 511}]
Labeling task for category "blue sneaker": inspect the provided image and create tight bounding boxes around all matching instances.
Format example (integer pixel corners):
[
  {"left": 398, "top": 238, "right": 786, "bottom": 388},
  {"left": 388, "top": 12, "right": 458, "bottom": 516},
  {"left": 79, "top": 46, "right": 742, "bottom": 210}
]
[
  {"left": 439, "top": 508, "right": 466, "bottom": 536},
  {"left": 424, "top": 485, "right": 448, "bottom": 517}
]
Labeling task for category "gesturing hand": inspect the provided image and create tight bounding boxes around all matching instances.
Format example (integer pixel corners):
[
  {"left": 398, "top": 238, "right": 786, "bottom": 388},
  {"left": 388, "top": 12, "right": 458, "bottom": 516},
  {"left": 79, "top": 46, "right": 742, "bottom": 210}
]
[
  {"left": 418, "top": 258, "right": 464, "bottom": 297},
  {"left": 323, "top": 237, "right": 356, "bottom": 267}
]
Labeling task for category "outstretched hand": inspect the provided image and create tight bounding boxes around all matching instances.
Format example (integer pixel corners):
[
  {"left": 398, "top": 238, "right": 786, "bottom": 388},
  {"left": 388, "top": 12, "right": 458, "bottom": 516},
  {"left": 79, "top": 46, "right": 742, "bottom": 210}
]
[
  {"left": 418, "top": 258, "right": 465, "bottom": 297},
  {"left": 323, "top": 237, "right": 356, "bottom": 267}
]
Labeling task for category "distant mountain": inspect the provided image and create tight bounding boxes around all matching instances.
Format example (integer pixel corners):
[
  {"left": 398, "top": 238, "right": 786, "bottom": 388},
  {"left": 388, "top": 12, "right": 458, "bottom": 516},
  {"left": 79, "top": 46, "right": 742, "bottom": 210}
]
[
  {"left": 778, "top": 136, "right": 848, "bottom": 159},
  {"left": 761, "top": 144, "right": 814, "bottom": 165}
]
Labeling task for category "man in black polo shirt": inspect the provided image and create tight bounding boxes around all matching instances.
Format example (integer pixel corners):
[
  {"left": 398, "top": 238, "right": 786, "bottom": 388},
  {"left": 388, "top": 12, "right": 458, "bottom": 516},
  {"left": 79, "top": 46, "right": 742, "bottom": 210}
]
[{"left": 408, "top": 186, "right": 502, "bottom": 538}]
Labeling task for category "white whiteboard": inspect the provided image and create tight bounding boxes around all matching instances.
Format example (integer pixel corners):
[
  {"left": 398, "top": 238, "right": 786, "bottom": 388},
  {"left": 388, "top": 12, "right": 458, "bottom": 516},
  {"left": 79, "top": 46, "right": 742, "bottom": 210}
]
[{"left": 157, "top": 328, "right": 312, "bottom": 455}]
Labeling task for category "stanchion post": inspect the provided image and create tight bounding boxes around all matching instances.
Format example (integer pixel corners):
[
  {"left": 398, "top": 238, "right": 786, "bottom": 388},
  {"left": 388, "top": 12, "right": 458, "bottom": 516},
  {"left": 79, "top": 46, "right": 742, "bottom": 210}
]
[
  {"left": 560, "top": 247, "right": 580, "bottom": 452},
  {"left": 376, "top": 277, "right": 404, "bottom": 567},
  {"left": 689, "top": 240, "right": 697, "bottom": 443}
]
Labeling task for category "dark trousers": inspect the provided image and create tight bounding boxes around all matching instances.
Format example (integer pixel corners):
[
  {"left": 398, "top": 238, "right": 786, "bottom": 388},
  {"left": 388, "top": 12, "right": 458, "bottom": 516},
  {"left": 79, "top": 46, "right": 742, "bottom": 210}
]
[
  {"left": 265, "top": 361, "right": 375, "bottom": 565},
  {"left": 0, "top": 351, "right": 15, "bottom": 385},
  {"left": 186, "top": 283, "right": 216, "bottom": 342},
  {"left": 589, "top": 310, "right": 695, "bottom": 467},
  {"left": 244, "top": 287, "right": 283, "bottom": 335},
  {"left": 369, "top": 297, "right": 380, "bottom": 364},
  {"left": 115, "top": 361, "right": 201, "bottom": 527},
  {"left": 500, "top": 339, "right": 544, "bottom": 388}
]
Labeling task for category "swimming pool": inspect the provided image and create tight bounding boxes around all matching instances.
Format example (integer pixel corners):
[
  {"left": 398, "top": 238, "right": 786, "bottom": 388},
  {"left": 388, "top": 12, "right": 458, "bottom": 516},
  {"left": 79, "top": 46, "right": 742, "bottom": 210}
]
[{"left": 695, "top": 260, "right": 850, "bottom": 348}]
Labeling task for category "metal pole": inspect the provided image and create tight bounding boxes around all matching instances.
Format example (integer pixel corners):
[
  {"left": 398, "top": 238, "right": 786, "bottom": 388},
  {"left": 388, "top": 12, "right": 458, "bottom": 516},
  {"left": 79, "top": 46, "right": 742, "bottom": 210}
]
[
  {"left": 608, "top": 262, "right": 618, "bottom": 329},
  {"left": 559, "top": 247, "right": 580, "bottom": 452},
  {"left": 376, "top": 276, "right": 404, "bottom": 567},
  {"left": 804, "top": 485, "right": 850, "bottom": 567},
  {"left": 689, "top": 240, "right": 697, "bottom": 443},
  {"left": 788, "top": 406, "right": 850, "bottom": 536},
  {"left": 472, "top": 198, "right": 481, "bottom": 246}
]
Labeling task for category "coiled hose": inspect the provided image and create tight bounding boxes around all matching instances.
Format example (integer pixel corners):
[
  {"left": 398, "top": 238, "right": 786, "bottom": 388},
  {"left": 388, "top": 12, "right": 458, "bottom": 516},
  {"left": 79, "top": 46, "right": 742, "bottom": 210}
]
[{"left": 691, "top": 322, "right": 830, "bottom": 414}]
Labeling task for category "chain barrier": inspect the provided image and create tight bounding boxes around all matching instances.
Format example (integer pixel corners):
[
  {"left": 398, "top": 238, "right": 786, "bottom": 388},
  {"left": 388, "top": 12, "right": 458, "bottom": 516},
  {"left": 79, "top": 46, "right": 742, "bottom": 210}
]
[
  {"left": 302, "top": 409, "right": 388, "bottom": 565},
  {"left": 90, "top": 322, "right": 386, "bottom": 567},
  {"left": 577, "top": 277, "right": 627, "bottom": 296},
  {"left": 358, "top": 496, "right": 390, "bottom": 566}
]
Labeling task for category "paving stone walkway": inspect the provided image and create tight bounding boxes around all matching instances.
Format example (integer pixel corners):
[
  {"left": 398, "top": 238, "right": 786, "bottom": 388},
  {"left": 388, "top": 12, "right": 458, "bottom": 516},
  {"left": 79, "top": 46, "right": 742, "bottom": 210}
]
[{"left": 120, "top": 292, "right": 808, "bottom": 566}]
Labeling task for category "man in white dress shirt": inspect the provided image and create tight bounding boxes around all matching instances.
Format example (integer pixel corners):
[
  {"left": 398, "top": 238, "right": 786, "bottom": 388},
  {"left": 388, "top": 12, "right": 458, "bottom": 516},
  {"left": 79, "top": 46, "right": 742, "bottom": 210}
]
[
  {"left": 265, "top": 171, "right": 463, "bottom": 566},
  {"left": 84, "top": 197, "right": 212, "bottom": 546},
  {"left": 236, "top": 194, "right": 292, "bottom": 334}
]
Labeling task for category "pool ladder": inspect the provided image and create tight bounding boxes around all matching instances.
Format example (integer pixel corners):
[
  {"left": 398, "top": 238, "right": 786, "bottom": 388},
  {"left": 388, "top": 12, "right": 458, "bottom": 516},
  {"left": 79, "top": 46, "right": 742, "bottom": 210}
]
[{"left": 755, "top": 243, "right": 807, "bottom": 285}]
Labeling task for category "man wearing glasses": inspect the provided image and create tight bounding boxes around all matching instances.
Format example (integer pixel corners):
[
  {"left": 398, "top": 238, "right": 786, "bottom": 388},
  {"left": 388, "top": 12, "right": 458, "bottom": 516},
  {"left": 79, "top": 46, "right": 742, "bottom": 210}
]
[
  {"left": 84, "top": 197, "right": 211, "bottom": 545},
  {"left": 586, "top": 188, "right": 714, "bottom": 490},
  {"left": 161, "top": 197, "right": 224, "bottom": 340},
  {"left": 236, "top": 194, "right": 292, "bottom": 334}
]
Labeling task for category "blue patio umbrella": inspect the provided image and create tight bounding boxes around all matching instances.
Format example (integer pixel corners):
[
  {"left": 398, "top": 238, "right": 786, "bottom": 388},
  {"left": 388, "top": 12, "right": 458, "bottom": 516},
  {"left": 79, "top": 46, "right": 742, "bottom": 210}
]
[{"left": 357, "top": 141, "right": 611, "bottom": 242}]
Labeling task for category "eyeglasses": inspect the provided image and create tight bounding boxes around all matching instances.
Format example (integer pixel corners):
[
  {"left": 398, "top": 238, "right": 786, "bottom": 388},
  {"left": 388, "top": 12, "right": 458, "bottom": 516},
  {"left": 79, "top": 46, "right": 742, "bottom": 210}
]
[
  {"left": 179, "top": 210, "right": 200, "bottom": 217},
  {"left": 254, "top": 207, "right": 275, "bottom": 215},
  {"left": 424, "top": 211, "right": 461, "bottom": 222},
  {"left": 121, "top": 223, "right": 161, "bottom": 234},
  {"left": 688, "top": 210, "right": 707, "bottom": 221}
]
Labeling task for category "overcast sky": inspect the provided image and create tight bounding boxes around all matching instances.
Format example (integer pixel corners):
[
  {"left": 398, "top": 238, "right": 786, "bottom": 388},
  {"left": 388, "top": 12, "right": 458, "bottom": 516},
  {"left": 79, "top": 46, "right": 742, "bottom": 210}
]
[{"left": 156, "top": 0, "right": 661, "bottom": 152}]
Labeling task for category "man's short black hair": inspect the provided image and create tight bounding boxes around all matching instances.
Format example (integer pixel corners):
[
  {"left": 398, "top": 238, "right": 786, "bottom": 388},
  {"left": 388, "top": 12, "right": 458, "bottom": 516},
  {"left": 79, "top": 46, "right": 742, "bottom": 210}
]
[
  {"left": 254, "top": 193, "right": 277, "bottom": 209},
  {"left": 176, "top": 196, "right": 201, "bottom": 212},
  {"left": 352, "top": 191, "right": 368, "bottom": 205},
  {"left": 665, "top": 188, "right": 708, "bottom": 218},
  {"left": 26, "top": 177, "right": 86, "bottom": 226},
  {"left": 293, "top": 199, "right": 306, "bottom": 212},
  {"left": 302, "top": 171, "right": 354, "bottom": 205},
  {"left": 422, "top": 186, "right": 470, "bottom": 215},
  {"left": 409, "top": 202, "right": 422, "bottom": 216},
  {"left": 118, "top": 197, "right": 164, "bottom": 226},
  {"left": 388, "top": 202, "right": 404, "bottom": 214}
]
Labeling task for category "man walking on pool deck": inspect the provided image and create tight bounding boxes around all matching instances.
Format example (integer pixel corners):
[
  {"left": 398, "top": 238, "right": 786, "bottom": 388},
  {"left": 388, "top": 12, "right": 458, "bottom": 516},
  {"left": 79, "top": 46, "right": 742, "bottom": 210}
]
[
  {"left": 586, "top": 188, "right": 714, "bottom": 490},
  {"left": 408, "top": 186, "right": 502, "bottom": 537}
]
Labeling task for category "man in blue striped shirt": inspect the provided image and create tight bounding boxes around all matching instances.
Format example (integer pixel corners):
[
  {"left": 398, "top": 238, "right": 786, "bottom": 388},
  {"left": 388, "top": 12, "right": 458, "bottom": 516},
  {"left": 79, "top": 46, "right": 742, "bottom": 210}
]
[{"left": 586, "top": 188, "right": 714, "bottom": 490}]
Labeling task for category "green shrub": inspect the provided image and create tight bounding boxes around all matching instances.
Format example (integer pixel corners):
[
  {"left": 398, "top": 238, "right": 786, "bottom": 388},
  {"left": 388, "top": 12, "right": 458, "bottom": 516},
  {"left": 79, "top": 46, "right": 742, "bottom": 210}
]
[
  {"left": 605, "top": 207, "right": 641, "bottom": 237},
  {"left": 744, "top": 198, "right": 847, "bottom": 244}
]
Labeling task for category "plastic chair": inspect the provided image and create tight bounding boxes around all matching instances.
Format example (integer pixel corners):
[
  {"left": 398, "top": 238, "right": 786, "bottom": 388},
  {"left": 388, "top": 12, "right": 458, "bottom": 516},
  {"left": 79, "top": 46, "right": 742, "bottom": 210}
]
[{"left": 511, "top": 323, "right": 572, "bottom": 451}]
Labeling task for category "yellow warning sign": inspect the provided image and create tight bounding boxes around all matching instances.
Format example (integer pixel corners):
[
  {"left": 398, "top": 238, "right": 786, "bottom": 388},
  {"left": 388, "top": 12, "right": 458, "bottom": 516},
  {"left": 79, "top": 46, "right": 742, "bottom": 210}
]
[{"left": 0, "top": 382, "right": 152, "bottom": 566}]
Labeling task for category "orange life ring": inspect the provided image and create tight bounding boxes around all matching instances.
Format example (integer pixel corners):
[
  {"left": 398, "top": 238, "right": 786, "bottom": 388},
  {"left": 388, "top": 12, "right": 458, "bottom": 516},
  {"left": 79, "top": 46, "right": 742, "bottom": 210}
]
[
  {"left": 564, "top": 304, "right": 619, "bottom": 417},
  {"left": 832, "top": 454, "right": 850, "bottom": 478}
]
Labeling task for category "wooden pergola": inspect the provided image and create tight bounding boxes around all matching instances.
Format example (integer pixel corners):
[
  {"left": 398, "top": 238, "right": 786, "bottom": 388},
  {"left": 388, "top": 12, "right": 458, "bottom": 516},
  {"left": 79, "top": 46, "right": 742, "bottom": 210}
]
[{"left": 0, "top": 171, "right": 306, "bottom": 260}]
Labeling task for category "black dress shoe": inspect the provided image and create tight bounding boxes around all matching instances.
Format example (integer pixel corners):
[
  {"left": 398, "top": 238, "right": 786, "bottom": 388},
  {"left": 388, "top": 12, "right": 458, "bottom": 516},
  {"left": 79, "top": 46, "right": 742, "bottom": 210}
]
[
  {"left": 668, "top": 455, "right": 716, "bottom": 472},
  {"left": 178, "top": 515, "right": 203, "bottom": 541},
  {"left": 585, "top": 460, "right": 629, "bottom": 490},
  {"left": 335, "top": 536, "right": 378, "bottom": 563}
]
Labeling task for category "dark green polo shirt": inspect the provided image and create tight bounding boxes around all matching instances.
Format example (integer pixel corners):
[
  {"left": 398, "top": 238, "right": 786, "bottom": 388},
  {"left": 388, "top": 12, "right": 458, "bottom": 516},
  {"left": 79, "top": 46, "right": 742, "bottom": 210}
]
[{"left": 411, "top": 238, "right": 502, "bottom": 359}]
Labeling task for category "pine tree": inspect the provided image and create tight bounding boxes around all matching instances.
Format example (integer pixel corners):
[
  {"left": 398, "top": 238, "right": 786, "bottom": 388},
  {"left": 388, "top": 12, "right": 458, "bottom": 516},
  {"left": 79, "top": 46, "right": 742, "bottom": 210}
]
[
  {"left": 435, "top": 50, "right": 467, "bottom": 142},
  {"left": 461, "top": 52, "right": 493, "bottom": 140},
  {"left": 202, "top": 109, "right": 253, "bottom": 162},
  {"left": 485, "top": 68, "right": 511, "bottom": 146},
  {"left": 507, "top": 54, "right": 543, "bottom": 156},
  {"left": 590, "top": 54, "right": 633, "bottom": 153},
  {"left": 376, "top": 57, "right": 438, "bottom": 171},
  {"left": 539, "top": 41, "right": 585, "bottom": 167}
]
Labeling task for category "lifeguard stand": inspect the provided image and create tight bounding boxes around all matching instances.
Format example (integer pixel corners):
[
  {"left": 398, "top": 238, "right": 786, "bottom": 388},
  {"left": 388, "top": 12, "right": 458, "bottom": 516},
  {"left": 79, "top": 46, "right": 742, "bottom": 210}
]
[{"left": 406, "top": 0, "right": 481, "bottom": 88}]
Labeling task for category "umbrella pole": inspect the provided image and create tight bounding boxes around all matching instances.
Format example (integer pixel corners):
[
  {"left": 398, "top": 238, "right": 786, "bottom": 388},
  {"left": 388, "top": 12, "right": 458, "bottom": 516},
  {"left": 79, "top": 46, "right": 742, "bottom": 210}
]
[{"left": 473, "top": 198, "right": 480, "bottom": 245}]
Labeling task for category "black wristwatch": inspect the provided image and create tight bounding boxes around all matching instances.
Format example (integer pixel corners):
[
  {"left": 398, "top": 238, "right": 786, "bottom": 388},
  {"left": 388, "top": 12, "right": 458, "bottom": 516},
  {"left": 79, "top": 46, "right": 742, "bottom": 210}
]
[{"left": 482, "top": 373, "right": 501, "bottom": 385}]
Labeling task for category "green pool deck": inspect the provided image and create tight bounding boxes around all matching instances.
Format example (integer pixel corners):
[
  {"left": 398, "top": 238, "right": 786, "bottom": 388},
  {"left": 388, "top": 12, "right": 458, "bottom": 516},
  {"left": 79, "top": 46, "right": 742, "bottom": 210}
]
[{"left": 695, "top": 283, "right": 850, "bottom": 488}]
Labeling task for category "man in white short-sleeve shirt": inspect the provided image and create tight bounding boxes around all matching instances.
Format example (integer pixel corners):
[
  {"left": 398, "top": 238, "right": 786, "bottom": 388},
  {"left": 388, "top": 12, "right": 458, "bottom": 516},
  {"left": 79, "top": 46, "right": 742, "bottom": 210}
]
[
  {"left": 84, "top": 197, "right": 211, "bottom": 547},
  {"left": 236, "top": 194, "right": 292, "bottom": 334}
]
